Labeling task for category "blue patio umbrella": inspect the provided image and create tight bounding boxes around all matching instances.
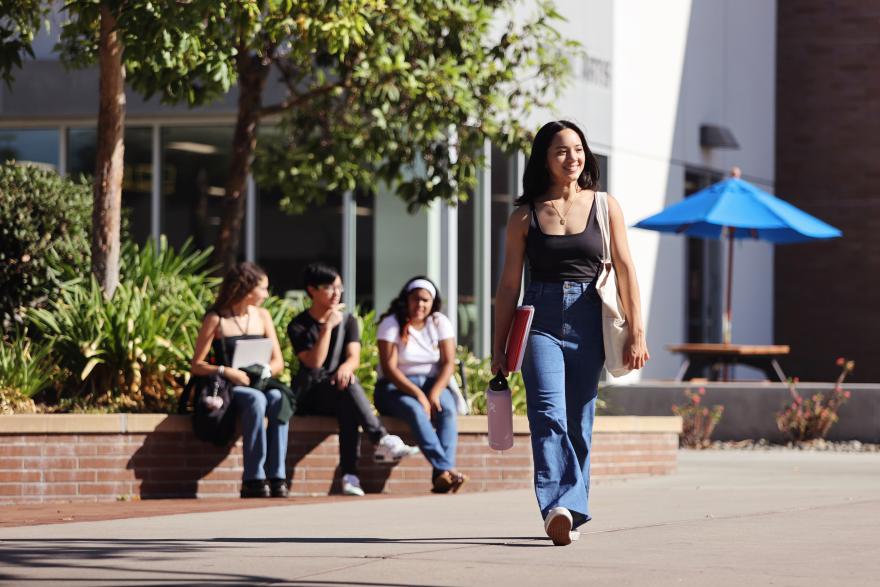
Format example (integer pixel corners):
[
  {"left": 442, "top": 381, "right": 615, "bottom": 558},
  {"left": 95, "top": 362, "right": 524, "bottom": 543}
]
[{"left": 634, "top": 172, "right": 841, "bottom": 343}]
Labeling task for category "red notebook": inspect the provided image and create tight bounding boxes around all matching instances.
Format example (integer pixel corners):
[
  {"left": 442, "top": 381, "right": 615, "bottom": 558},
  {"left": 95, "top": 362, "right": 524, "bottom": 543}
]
[{"left": 505, "top": 305, "right": 535, "bottom": 373}]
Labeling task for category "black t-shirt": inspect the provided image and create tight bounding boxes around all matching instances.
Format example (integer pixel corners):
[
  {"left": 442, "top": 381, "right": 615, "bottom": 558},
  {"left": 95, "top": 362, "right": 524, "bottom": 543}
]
[{"left": 287, "top": 311, "right": 360, "bottom": 371}]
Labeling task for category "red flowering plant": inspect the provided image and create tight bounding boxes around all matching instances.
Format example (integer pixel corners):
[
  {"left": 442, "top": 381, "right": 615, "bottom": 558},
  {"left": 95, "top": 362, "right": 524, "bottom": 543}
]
[
  {"left": 672, "top": 388, "right": 725, "bottom": 449},
  {"left": 775, "top": 358, "right": 854, "bottom": 443}
]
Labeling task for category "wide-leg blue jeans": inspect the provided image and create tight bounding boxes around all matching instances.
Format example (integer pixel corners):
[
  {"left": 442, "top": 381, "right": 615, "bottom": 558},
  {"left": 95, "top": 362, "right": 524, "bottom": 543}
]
[
  {"left": 233, "top": 386, "right": 288, "bottom": 481},
  {"left": 521, "top": 280, "right": 605, "bottom": 529},
  {"left": 374, "top": 375, "right": 458, "bottom": 475}
]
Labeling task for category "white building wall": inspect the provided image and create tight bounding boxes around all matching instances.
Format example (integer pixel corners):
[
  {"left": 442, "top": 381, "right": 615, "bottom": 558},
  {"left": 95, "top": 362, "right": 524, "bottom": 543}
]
[{"left": 601, "top": 0, "right": 776, "bottom": 380}]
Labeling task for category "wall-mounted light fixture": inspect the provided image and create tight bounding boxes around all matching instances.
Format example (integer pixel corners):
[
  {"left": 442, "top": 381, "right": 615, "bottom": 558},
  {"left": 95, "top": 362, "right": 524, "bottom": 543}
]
[{"left": 700, "top": 124, "right": 740, "bottom": 150}]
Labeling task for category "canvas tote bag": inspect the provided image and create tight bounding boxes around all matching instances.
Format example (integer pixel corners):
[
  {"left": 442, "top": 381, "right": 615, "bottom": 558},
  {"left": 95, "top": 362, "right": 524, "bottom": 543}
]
[{"left": 594, "top": 192, "right": 632, "bottom": 377}]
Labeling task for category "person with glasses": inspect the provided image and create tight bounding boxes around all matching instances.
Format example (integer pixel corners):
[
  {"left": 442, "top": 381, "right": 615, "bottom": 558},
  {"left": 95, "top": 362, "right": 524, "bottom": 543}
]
[{"left": 287, "top": 263, "right": 419, "bottom": 496}]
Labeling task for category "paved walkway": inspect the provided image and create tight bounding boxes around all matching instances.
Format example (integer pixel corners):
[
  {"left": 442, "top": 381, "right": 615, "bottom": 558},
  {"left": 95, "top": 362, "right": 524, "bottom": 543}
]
[{"left": 1, "top": 450, "right": 879, "bottom": 586}]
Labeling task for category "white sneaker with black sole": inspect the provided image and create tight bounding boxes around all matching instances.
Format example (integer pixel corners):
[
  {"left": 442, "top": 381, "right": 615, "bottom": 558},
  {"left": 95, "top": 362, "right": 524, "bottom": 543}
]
[
  {"left": 544, "top": 507, "right": 579, "bottom": 546},
  {"left": 341, "top": 474, "right": 365, "bottom": 497},
  {"left": 373, "top": 434, "right": 420, "bottom": 463}
]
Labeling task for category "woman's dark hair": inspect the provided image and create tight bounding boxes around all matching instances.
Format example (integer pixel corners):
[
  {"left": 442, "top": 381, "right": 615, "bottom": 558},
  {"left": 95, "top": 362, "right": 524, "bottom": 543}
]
[
  {"left": 379, "top": 275, "right": 443, "bottom": 345},
  {"left": 515, "top": 120, "right": 601, "bottom": 206},
  {"left": 211, "top": 262, "right": 267, "bottom": 315},
  {"left": 303, "top": 262, "right": 340, "bottom": 296}
]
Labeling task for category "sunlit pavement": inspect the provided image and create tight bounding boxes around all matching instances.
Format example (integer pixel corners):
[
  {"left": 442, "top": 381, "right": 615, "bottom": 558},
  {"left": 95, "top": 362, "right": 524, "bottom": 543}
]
[{"left": 1, "top": 450, "right": 879, "bottom": 586}]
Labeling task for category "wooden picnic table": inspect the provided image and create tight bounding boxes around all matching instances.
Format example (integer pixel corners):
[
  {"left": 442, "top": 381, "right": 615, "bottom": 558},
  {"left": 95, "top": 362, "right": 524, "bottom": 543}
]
[{"left": 666, "top": 343, "right": 791, "bottom": 382}]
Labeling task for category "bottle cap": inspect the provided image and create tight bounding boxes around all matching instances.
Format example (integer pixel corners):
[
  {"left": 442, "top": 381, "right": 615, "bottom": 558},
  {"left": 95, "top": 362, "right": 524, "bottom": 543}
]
[{"left": 489, "top": 371, "right": 509, "bottom": 391}]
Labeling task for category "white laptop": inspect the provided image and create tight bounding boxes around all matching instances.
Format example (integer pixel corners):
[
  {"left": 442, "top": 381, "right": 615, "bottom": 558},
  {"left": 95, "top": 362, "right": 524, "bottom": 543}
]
[{"left": 231, "top": 338, "right": 273, "bottom": 368}]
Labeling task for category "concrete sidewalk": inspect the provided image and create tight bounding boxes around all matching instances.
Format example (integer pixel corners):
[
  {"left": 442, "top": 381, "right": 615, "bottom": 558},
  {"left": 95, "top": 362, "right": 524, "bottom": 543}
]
[{"left": 1, "top": 450, "right": 879, "bottom": 586}]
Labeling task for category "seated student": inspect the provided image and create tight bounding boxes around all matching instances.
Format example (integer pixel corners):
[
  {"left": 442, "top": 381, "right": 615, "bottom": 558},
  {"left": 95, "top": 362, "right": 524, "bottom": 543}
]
[
  {"left": 191, "top": 262, "right": 290, "bottom": 498},
  {"left": 288, "top": 263, "right": 419, "bottom": 497},
  {"left": 374, "top": 276, "right": 468, "bottom": 494}
]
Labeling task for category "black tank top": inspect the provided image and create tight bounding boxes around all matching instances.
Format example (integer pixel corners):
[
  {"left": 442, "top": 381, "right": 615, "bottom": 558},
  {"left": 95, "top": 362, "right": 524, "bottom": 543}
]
[{"left": 526, "top": 198, "right": 603, "bottom": 283}]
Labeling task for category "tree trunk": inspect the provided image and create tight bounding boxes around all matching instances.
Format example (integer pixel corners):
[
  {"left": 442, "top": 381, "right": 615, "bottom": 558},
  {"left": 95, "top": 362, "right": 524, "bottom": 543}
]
[
  {"left": 92, "top": 3, "right": 126, "bottom": 297},
  {"left": 213, "top": 52, "right": 269, "bottom": 272}
]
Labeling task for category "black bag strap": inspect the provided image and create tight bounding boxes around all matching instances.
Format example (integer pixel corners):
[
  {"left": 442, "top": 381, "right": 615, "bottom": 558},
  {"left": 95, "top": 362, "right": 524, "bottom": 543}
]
[{"left": 326, "top": 312, "right": 349, "bottom": 373}]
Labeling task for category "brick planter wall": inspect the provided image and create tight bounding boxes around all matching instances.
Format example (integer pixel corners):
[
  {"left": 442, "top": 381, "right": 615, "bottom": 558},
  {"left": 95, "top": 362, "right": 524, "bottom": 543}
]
[{"left": 0, "top": 415, "right": 681, "bottom": 504}]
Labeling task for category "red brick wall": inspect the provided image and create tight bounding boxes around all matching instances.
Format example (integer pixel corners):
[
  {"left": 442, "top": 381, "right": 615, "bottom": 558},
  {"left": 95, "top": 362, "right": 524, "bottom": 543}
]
[
  {"left": 775, "top": 1, "right": 880, "bottom": 382},
  {"left": 0, "top": 417, "right": 679, "bottom": 503}
]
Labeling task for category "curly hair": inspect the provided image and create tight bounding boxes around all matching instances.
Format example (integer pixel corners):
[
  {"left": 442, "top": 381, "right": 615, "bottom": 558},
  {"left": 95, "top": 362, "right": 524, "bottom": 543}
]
[
  {"left": 378, "top": 275, "right": 443, "bottom": 345},
  {"left": 210, "top": 262, "right": 267, "bottom": 315}
]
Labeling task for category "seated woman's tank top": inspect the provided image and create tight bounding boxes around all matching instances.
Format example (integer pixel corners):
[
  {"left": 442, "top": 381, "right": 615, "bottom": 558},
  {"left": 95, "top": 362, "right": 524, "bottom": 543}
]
[{"left": 525, "top": 199, "right": 603, "bottom": 283}]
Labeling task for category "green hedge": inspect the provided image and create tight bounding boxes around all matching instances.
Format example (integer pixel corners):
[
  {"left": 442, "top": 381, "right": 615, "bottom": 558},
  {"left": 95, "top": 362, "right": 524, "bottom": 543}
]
[{"left": 0, "top": 163, "right": 92, "bottom": 327}]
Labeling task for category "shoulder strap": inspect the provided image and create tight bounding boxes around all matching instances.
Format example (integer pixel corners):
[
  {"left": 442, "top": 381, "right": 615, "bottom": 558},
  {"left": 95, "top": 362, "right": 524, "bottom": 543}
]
[
  {"left": 209, "top": 311, "right": 230, "bottom": 366},
  {"left": 594, "top": 192, "right": 612, "bottom": 263},
  {"left": 326, "top": 312, "right": 349, "bottom": 373}
]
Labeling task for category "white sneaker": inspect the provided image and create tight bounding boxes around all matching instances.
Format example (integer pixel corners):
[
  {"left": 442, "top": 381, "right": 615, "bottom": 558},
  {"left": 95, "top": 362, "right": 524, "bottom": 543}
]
[
  {"left": 544, "top": 507, "right": 575, "bottom": 546},
  {"left": 373, "top": 434, "right": 420, "bottom": 463},
  {"left": 341, "top": 474, "right": 365, "bottom": 497}
]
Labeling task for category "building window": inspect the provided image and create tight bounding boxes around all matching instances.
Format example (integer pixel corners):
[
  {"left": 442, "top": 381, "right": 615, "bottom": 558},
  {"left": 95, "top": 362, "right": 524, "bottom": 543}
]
[
  {"left": 161, "top": 126, "right": 235, "bottom": 253},
  {"left": 255, "top": 187, "right": 343, "bottom": 301},
  {"left": 685, "top": 169, "right": 723, "bottom": 344},
  {"left": 353, "top": 189, "right": 376, "bottom": 311},
  {"left": 595, "top": 153, "right": 608, "bottom": 192},
  {"left": 0, "top": 128, "right": 59, "bottom": 170},
  {"left": 67, "top": 127, "right": 153, "bottom": 244}
]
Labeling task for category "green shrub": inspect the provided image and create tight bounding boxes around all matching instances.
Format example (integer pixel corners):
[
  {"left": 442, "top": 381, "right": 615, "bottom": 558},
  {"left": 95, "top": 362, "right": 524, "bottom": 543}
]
[
  {"left": 262, "top": 294, "right": 305, "bottom": 385},
  {"left": 0, "top": 164, "right": 92, "bottom": 327},
  {"left": 355, "top": 309, "right": 379, "bottom": 400},
  {"left": 672, "top": 388, "right": 724, "bottom": 449},
  {"left": 27, "top": 238, "right": 217, "bottom": 413},
  {"left": 0, "top": 328, "right": 54, "bottom": 413},
  {"left": 776, "top": 359, "right": 854, "bottom": 443}
]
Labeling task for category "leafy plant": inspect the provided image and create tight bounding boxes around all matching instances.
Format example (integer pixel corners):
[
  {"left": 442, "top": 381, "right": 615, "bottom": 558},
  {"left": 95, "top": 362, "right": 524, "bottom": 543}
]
[
  {"left": 0, "top": 328, "right": 53, "bottom": 413},
  {"left": 355, "top": 309, "right": 379, "bottom": 401},
  {"left": 672, "top": 388, "right": 725, "bottom": 449},
  {"left": 27, "top": 238, "right": 218, "bottom": 412},
  {"left": 262, "top": 294, "right": 306, "bottom": 385},
  {"left": 0, "top": 163, "right": 92, "bottom": 327},
  {"left": 776, "top": 359, "right": 854, "bottom": 442}
]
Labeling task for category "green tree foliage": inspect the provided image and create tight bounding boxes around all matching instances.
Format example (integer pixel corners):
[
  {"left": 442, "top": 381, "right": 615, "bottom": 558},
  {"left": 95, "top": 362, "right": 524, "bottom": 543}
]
[
  {"left": 0, "top": 163, "right": 92, "bottom": 326},
  {"left": 257, "top": 0, "right": 578, "bottom": 213},
  {"left": 58, "top": 0, "right": 578, "bottom": 269},
  {"left": 0, "top": 0, "right": 47, "bottom": 87}
]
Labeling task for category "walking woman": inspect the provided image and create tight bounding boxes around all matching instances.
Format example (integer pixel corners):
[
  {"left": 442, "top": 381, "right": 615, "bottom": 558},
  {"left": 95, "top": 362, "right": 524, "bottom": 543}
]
[
  {"left": 191, "top": 262, "right": 290, "bottom": 498},
  {"left": 492, "top": 121, "right": 649, "bottom": 545},
  {"left": 374, "top": 276, "right": 468, "bottom": 493}
]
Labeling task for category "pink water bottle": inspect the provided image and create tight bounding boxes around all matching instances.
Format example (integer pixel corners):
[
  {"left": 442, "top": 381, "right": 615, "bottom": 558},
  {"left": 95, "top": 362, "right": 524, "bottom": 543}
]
[{"left": 487, "top": 372, "right": 514, "bottom": 450}]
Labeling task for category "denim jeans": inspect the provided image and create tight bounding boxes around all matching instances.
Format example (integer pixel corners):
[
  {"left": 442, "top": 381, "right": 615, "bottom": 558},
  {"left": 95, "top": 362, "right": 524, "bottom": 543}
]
[
  {"left": 521, "top": 280, "right": 605, "bottom": 529},
  {"left": 374, "top": 375, "right": 458, "bottom": 474},
  {"left": 297, "top": 378, "right": 387, "bottom": 476},
  {"left": 233, "top": 386, "right": 288, "bottom": 481}
]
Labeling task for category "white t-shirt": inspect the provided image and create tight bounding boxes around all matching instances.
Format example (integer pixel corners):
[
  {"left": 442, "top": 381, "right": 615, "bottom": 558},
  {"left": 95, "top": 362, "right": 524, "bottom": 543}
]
[{"left": 376, "top": 312, "right": 455, "bottom": 377}]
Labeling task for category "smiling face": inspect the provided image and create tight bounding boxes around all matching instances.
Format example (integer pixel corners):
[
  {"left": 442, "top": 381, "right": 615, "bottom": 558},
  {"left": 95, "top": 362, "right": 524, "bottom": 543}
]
[
  {"left": 406, "top": 288, "right": 434, "bottom": 323},
  {"left": 307, "top": 275, "right": 343, "bottom": 310},
  {"left": 546, "top": 128, "right": 585, "bottom": 187},
  {"left": 244, "top": 275, "right": 270, "bottom": 308}
]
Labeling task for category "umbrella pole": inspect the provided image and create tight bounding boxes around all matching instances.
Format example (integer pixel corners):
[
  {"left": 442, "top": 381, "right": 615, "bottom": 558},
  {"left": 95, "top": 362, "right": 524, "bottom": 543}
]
[{"left": 722, "top": 228, "right": 734, "bottom": 380}]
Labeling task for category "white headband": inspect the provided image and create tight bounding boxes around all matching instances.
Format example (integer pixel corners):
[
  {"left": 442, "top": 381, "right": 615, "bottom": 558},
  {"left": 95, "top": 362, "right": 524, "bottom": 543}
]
[{"left": 406, "top": 278, "right": 437, "bottom": 299}]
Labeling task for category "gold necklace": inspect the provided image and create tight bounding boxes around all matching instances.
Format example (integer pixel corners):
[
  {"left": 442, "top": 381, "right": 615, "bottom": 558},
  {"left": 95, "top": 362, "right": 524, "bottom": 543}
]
[{"left": 548, "top": 196, "right": 576, "bottom": 225}]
